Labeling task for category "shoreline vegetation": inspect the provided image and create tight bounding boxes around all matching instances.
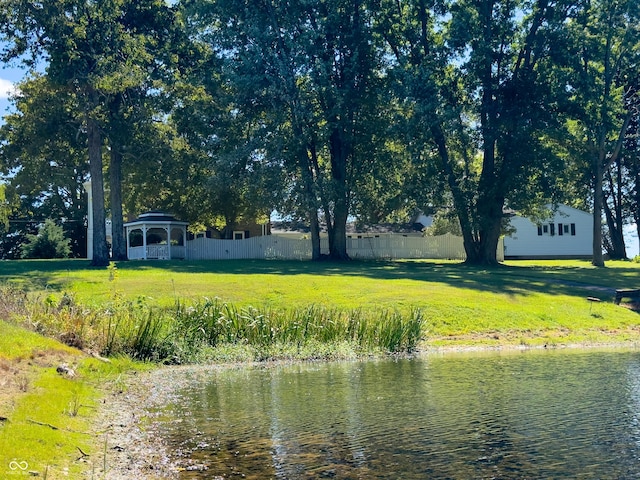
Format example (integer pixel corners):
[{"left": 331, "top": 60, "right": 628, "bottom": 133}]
[{"left": 1, "top": 258, "right": 639, "bottom": 478}]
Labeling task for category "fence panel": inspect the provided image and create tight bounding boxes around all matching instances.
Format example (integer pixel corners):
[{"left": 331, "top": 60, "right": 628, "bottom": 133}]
[
  {"left": 345, "top": 233, "right": 468, "bottom": 260},
  {"left": 186, "top": 236, "right": 313, "bottom": 260},
  {"left": 184, "top": 234, "right": 503, "bottom": 261}
]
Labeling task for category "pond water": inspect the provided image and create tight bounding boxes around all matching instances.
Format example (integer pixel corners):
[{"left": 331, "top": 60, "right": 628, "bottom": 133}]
[{"left": 150, "top": 349, "right": 640, "bottom": 479}]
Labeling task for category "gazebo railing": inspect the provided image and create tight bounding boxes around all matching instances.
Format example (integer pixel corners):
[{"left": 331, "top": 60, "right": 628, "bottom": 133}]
[
  {"left": 128, "top": 244, "right": 185, "bottom": 260},
  {"left": 128, "top": 246, "right": 146, "bottom": 260},
  {"left": 146, "top": 245, "right": 169, "bottom": 259}
]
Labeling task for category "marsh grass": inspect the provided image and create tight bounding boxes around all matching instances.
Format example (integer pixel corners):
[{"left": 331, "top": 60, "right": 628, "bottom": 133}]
[{"left": 1, "top": 284, "right": 426, "bottom": 363}]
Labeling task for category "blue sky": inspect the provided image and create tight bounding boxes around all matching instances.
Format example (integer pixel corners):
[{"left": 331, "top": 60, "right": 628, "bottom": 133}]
[{"left": 0, "top": 63, "right": 27, "bottom": 123}]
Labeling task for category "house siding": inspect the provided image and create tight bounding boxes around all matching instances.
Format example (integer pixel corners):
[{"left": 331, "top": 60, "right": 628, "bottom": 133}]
[{"left": 503, "top": 205, "right": 593, "bottom": 259}]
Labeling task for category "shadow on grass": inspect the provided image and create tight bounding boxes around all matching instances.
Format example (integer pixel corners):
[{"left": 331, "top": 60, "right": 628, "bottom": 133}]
[
  {"left": 1, "top": 258, "right": 638, "bottom": 302},
  {"left": 119, "top": 258, "right": 639, "bottom": 300},
  {"left": 0, "top": 259, "right": 103, "bottom": 292}
]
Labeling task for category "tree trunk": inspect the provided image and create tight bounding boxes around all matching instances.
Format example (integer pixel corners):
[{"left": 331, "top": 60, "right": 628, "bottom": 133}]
[
  {"left": 109, "top": 147, "right": 127, "bottom": 261},
  {"left": 327, "top": 128, "right": 350, "bottom": 260},
  {"left": 299, "top": 145, "right": 323, "bottom": 261},
  {"left": 431, "top": 123, "right": 483, "bottom": 264},
  {"left": 309, "top": 210, "right": 321, "bottom": 260},
  {"left": 592, "top": 110, "right": 632, "bottom": 266},
  {"left": 464, "top": 196, "right": 503, "bottom": 266},
  {"left": 592, "top": 157, "right": 605, "bottom": 267},
  {"left": 329, "top": 201, "right": 349, "bottom": 260},
  {"left": 603, "top": 199, "right": 627, "bottom": 260},
  {"left": 87, "top": 116, "right": 110, "bottom": 267}
]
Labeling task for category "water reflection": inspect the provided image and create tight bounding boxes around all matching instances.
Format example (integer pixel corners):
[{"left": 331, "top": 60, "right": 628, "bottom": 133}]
[{"left": 150, "top": 350, "right": 640, "bottom": 479}]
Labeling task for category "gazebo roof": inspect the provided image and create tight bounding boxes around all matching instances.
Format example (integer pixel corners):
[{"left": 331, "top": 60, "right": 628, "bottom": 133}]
[{"left": 124, "top": 211, "right": 189, "bottom": 227}]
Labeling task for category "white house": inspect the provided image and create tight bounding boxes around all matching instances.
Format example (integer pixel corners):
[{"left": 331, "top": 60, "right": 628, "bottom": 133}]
[{"left": 503, "top": 204, "right": 593, "bottom": 259}]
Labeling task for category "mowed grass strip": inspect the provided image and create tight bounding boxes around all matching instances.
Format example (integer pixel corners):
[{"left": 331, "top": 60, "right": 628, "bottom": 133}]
[
  {"left": 1, "top": 258, "right": 639, "bottom": 347},
  {"left": 0, "top": 317, "right": 144, "bottom": 479}
]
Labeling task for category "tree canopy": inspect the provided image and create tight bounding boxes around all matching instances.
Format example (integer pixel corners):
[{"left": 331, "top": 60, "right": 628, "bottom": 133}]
[{"left": 1, "top": 0, "right": 638, "bottom": 265}]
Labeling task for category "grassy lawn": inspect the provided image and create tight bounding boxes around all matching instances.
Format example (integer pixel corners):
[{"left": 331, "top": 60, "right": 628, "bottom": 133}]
[
  {"left": 0, "top": 320, "right": 144, "bottom": 479},
  {"left": 0, "top": 258, "right": 639, "bottom": 478},
  {"left": 1, "top": 257, "right": 639, "bottom": 347}
]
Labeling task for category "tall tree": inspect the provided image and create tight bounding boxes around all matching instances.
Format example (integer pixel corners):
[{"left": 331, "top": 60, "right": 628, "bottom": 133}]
[
  {"left": 190, "top": 0, "right": 386, "bottom": 260},
  {"left": 378, "top": 0, "right": 572, "bottom": 265},
  {"left": 0, "top": 0, "right": 178, "bottom": 266},
  {"left": 564, "top": 0, "right": 639, "bottom": 266},
  {"left": 0, "top": 75, "right": 88, "bottom": 257}
]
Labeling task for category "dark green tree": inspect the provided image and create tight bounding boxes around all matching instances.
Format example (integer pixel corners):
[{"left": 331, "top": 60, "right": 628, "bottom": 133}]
[
  {"left": 190, "top": 0, "right": 387, "bottom": 260},
  {"left": 563, "top": 0, "right": 639, "bottom": 266},
  {"left": 0, "top": 0, "right": 180, "bottom": 266},
  {"left": 21, "top": 218, "right": 71, "bottom": 259},
  {"left": 0, "top": 75, "right": 88, "bottom": 258},
  {"left": 378, "top": 0, "right": 575, "bottom": 265}
]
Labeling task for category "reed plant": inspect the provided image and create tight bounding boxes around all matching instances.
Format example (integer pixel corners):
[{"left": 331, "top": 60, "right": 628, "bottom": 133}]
[{"left": 0, "top": 284, "right": 426, "bottom": 363}]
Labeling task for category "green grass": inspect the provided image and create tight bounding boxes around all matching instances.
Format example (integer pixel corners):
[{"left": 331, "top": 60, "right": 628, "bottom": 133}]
[
  {"left": 1, "top": 258, "right": 639, "bottom": 350},
  {"left": 2, "top": 257, "right": 638, "bottom": 305},
  {"left": 0, "top": 320, "right": 78, "bottom": 360},
  {"left": 0, "top": 258, "right": 639, "bottom": 478},
  {"left": 0, "top": 318, "right": 147, "bottom": 480}
]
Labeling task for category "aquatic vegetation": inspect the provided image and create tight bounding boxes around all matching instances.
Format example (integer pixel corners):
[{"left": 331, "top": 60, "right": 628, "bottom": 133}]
[{"left": 0, "top": 284, "right": 426, "bottom": 363}]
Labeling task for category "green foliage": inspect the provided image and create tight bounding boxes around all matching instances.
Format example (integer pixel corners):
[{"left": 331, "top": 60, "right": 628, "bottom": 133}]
[
  {"left": 0, "top": 0, "right": 638, "bottom": 267},
  {"left": 424, "top": 213, "right": 463, "bottom": 237},
  {"left": 0, "top": 183, "right": 8, "bottom": 233},
  {"left": 21, "top": 219, "right": 71, "bottom": 259}
]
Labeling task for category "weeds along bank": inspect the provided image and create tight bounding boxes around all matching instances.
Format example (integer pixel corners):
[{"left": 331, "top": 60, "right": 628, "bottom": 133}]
[
  {"left": 0, "top": 284, "right": 425, "bottom": 364},
  {"left": 0, "top": 283, "right": 423, "bottom": 478}
]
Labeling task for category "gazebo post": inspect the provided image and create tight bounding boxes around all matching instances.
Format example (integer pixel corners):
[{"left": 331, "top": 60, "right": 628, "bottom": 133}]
[
  {"left": 125, "top": 225, "right": 131, "bottom": 260},
  {"left": 183, "top": 227, "right": 187, "bottom": 260},
  {"left": 142, "top": 225, "right": 148, "bottom": 260},
  {"left": 166, "top": 224, "right": 171, "bottom": 260}
]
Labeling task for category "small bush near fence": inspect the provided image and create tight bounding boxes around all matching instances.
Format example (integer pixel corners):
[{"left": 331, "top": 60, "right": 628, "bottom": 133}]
[{"left": 2, "top": 285, "right": 426, "bottom": 363}]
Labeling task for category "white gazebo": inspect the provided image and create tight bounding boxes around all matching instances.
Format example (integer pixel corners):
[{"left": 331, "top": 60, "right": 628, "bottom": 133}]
[{"left": 124, "top": 212, "right": 189, "bottom": 260}]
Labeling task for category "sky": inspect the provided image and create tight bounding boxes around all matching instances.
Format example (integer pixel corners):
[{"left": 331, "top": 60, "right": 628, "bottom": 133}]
[
  {"left": 0, "top": 63, "right": 25, "bottom": 123},
  {"left": 1, "top": 61, "right": 639, "bottom": 256}
]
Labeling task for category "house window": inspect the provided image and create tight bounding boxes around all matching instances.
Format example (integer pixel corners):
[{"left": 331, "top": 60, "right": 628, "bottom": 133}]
[
  {"left": 543, "top": 225, "right": 549, "bottom": 234},
  {"left": 570, "top": 223, "right": 576, "bottom": 236},
  {"left": 558, "top": 223, "right": 563, "bottom": 236},
  {"left": 564, "top": 225, "right": 569, "bottom": 234},
  {"left": 550, "top": 223, "right": 555, "bottom": 236},
  {"left": 537, "top": 225, "right": 543, "bottom": 236},
  {"left": 233, "top": 231, "right": 245, "bottom": 240}
]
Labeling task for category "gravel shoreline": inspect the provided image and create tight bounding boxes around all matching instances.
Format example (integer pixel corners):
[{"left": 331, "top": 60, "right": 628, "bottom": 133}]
[{"left": 93, "top": 369, "right": 182, "bottom": 480}]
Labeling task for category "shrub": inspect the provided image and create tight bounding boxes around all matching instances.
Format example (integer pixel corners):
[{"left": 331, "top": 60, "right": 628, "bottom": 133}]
[{"left": 21, "top": 219, "right": 71, "bottom": 259}]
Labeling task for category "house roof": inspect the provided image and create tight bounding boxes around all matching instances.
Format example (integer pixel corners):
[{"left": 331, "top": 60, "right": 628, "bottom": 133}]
[
  {"left": 124, "top": 211, "right": 189, "bottom": 227},
  {"left": 270, "top": 220, "right": 420, "bottom": 235}
]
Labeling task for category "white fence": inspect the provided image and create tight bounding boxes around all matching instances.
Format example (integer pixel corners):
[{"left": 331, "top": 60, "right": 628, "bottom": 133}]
[
  {"left": 128, "top": 245, "right": 186, "bottom": 260},
  {"left": 185, "top": 234, "right": 504, "bottom": 261}
]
